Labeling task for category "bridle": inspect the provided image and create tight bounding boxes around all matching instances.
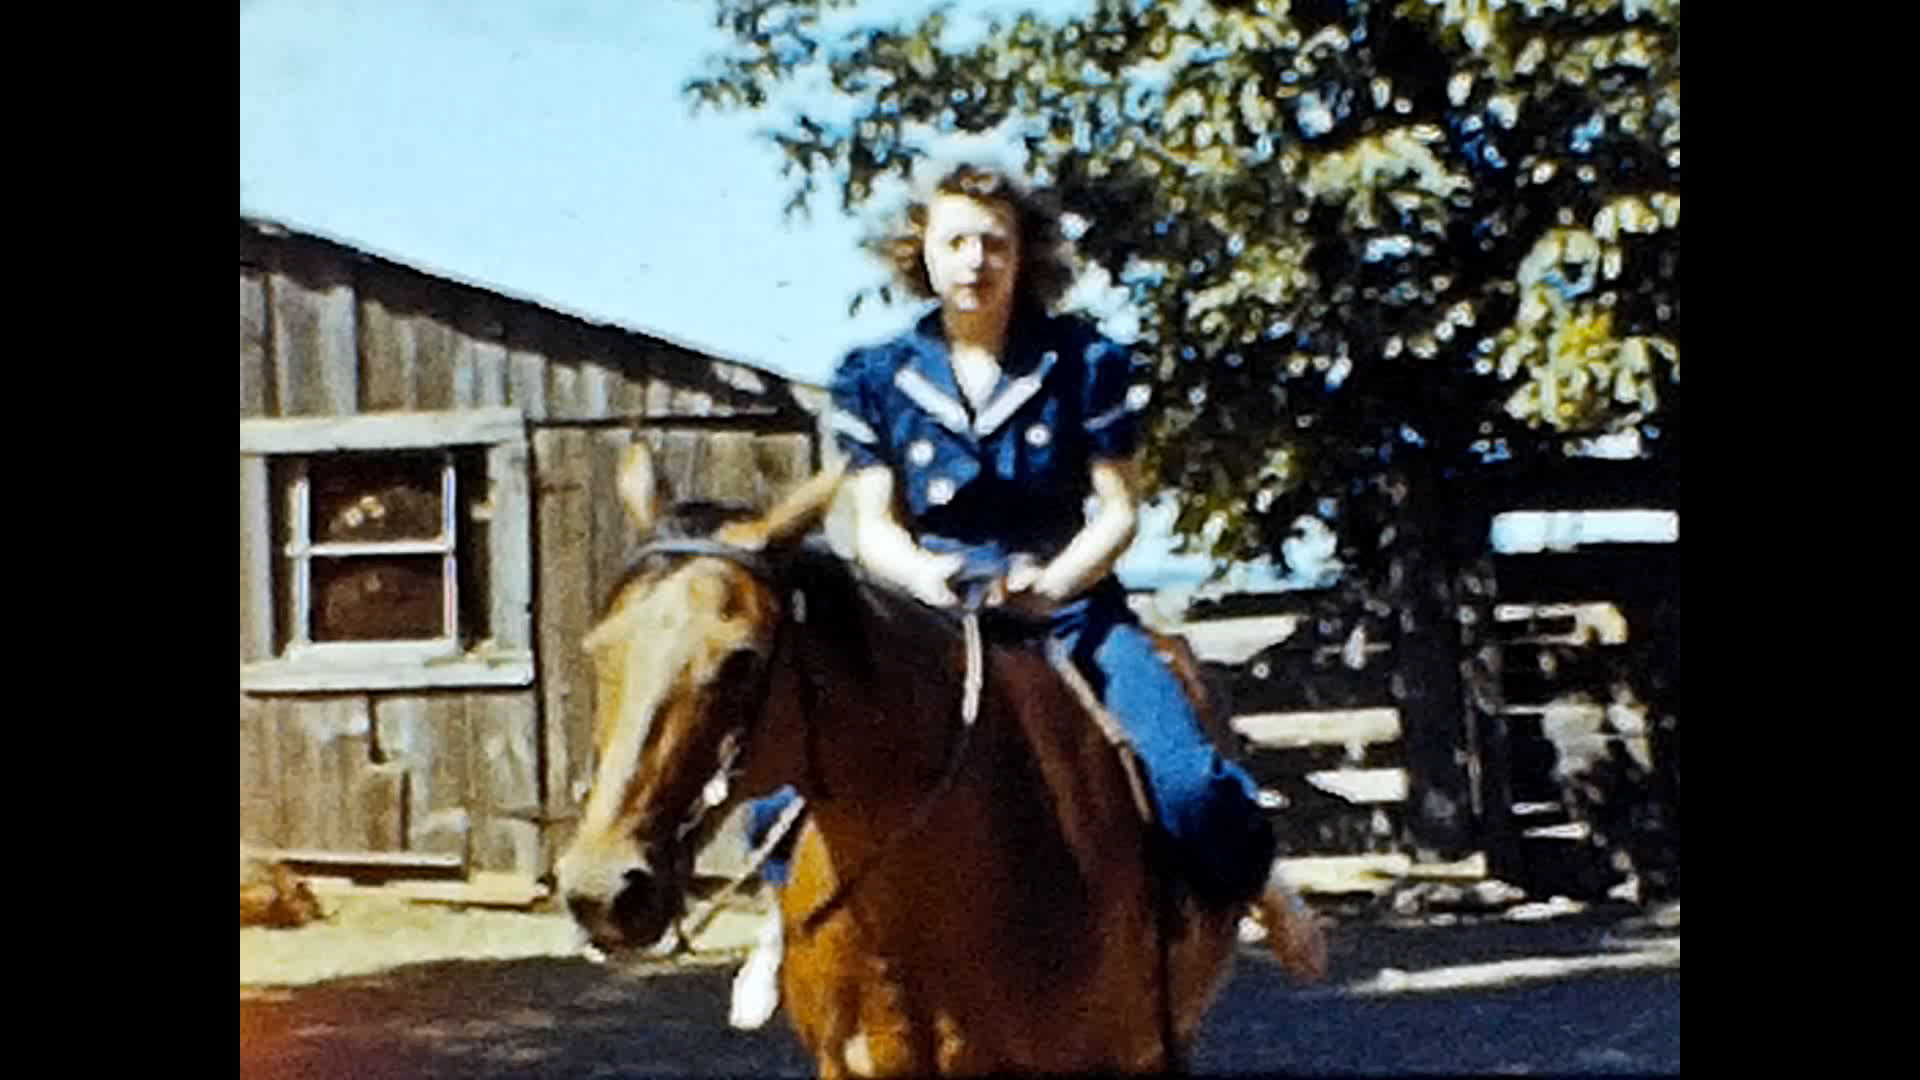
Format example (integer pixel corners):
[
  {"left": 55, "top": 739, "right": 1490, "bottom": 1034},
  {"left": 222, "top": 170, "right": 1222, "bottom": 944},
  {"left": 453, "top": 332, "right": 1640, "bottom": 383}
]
[
  {"left": 625, "top": 536, "right": 1182, "bottom": 1069},
  {"left": 619, "top": 535, "right": 989, "bottom": 942},
  {"left": 619, "top": 537, "right": 790, "bottom": 841}
]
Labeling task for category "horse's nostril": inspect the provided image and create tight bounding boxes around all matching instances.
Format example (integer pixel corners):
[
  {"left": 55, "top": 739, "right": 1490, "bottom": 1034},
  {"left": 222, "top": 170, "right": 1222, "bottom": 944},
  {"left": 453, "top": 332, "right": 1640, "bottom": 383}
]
[
  {"left": 612, "top": 870, "right": 651, "bottom": 914},
  {"left": 566, "top": 893, "right": 602, "bottom": 927}
]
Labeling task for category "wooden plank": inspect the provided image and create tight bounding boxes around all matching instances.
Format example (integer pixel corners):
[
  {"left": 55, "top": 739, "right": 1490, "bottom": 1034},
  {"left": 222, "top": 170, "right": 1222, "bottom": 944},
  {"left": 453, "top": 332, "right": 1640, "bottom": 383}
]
[
  {"left": 263, "top": 848, "right": 465, "bottom": 879},
  {"left": 373, "top": 695, "right": 463, "bottom": 860},
  {"left": 283, "top": 696, "right": 368, "bottom": 852},
  {"left": 656, "top": 428, "right": 707, "bottom": 505},
  {"left": 240, "top": 456, "right": 275, "bottom": 663},
  {"left": 372, "top": 695, "right": 426, "bottom": 766},
  {"left": 448, "top": 298, "right": 506, "bottom": 409},
  {"left": 507, "top": 349, "right": 549, "bottom": 421},
  {"left": 1404, "top": 852, "right": 1491, "bottom": 882},
  {"left": 704, "top": 431, "right": 761, "bottom": 505},
  {"left": 240, "top": 269, "right": 270, "bottom": 416},
  {"left": 304, "top": 871, "right": 547, "bottom": 907},
  {"left": 240, "top": 406, "right": 525, "bottom": 455},
  {"left": 580, "top": 363, "right": 617, "bottom": 420},
  {"left": 546, "top": 361, "right": 582, "bottom": 421},
  {"left": 411, "top": 317, "right": 462, "bottom": 411},
  {"left": 615, "top": 356, "right": 654, "bottom": 418},
  {"left": 354, "top": 765, "right": 409, "bottom": 852},
  {"left": 428, "top": 694, "right": 473, "bottom": 818},
  {"left": 671, "top": 385, "right": 715, "bottom": 417},
  {"left": 267, "top": 248, "right": 358, "bottom": 417},
  {"left": 1272, "top": 854, "right": 1414, "bottom": 897},
  {"left": 239, "top": 696, "right": 280, "bottom": 848},
  {"left": 471, "top": 690, "right": 541, "bottom": 819},
  {"left": 413, "top": 694, "right": 473, "bottom": 859},
  {"left": 645, "top": 377, "right": 674, "bottom": 416},
  {"left": 355, "top": 293, "right": 420, "bottom": 411},
  {"left": 471, "top": 819, "right": 544, "bottom": 876},
  {"left": 1170, "top": 615, "right": 1306, "bottom": 666},
  {"left": 1304, "top": 767, "right": 1410, "bottom": 804},
  {"left": 472, "top": 340, "right": 509, "bottom": 407},
  {"left": 277, "top": 699, "right": 328, "bottom": 850},
  {"left": 753, "top": 432, "right": 816, "bottom": 496},
  {"left": 488, "top": 438, "right": 534, "bottom": 652},
  {"left": 1233, "top": 707, "right": 1402, "bottom": 750},
  {"left": 1490, "top": 509, "right": 1678, "bottom": 554},
  {"left": 533, "top": 428, "right": 596, "bottom": 822},
  {"left": 240, "top": 653, "right": 534, "bottom": 693},
  {"left": 449, "top": 333, "right": 481, "bottom": 409},
  {"left": 584, "top": 428, "right": 636, "bottom": 805},
  {"left": 590, "top": 428, "right": 638, "bottom": 601},
  {"left": 329, "top": 697, "right": 376, "bottom": 852},
  {"left": 458, "top": 299, "right": 511, "bottom": 411}
]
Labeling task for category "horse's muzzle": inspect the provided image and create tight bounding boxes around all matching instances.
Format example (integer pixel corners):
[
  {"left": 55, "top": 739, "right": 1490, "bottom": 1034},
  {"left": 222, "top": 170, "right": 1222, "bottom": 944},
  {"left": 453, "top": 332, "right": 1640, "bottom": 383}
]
[{"left": 563, "top": 864, "right": 681, "bottom": 955}]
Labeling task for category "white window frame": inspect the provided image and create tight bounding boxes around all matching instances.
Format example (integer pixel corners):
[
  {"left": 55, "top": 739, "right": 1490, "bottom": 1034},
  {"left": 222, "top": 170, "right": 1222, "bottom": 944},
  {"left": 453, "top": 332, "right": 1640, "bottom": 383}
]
[{"left": 240, "top": 407, "right": 534, "bottom": 692}]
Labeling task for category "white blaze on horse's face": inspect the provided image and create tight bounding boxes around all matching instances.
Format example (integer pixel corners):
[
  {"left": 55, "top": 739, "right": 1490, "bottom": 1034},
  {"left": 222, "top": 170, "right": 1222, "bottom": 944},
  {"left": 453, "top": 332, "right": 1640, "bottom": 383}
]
[
  {"left": 923, "top": 193, "right": 1020, "bottom": 316},
  {"left": 555, "top": 558, "right": 774, "bottom": 952}
]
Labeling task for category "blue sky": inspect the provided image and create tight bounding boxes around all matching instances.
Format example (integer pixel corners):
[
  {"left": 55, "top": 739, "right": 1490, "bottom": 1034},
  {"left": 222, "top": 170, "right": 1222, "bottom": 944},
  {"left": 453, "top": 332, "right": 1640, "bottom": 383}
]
[{"left": 239, "top": 0, "right": 1099, "bottom": 382}]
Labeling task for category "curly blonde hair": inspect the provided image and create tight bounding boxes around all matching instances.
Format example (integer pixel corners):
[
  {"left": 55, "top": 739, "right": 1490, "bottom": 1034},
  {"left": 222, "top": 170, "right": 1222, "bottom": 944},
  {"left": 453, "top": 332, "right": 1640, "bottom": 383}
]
[{"left": 869, "top": 164, "right": 1076, "bottom": 310}]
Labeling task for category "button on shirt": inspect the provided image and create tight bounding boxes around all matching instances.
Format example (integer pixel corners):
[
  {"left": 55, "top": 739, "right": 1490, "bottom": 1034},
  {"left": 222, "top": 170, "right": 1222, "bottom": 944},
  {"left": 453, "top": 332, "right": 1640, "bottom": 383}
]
[{"left": 828, "top": 304, "right": 1151, "bottom": 560}]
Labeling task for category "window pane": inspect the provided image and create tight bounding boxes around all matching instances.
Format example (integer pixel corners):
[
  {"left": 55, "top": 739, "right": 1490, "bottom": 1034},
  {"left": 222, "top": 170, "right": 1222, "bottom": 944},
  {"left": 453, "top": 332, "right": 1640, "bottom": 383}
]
[
  {"left": 311, "top": 555, "right": 446, "bottom": 642},
  {"left": 310, "top": 452, "right": 445, "bottom": 544},
  {"left": 456, "top": 451, "right": 493, "bottom": 647}
]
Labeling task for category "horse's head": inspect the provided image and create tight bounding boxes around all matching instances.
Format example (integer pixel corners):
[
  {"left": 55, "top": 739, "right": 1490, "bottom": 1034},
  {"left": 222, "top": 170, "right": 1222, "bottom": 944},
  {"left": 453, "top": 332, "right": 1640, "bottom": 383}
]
[{"left": 555, "top": 443, "right": 842, "bottom": 954}]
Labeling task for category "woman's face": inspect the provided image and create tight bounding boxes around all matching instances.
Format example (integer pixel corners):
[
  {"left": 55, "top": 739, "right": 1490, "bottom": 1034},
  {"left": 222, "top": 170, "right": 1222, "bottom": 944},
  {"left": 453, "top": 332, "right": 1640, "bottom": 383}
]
[{"left": 922, "top": 193, "right": 1021, "bottom": 317}]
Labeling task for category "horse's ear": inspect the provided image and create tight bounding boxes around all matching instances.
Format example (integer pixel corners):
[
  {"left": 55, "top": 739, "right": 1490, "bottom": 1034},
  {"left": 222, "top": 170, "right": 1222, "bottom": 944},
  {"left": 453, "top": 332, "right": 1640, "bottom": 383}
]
[
  {"left": 617, "top": 441, "right": 662, "bottom": 533},
  {"left": 715, "top": 459, "right": 846, "bottom": 552}
]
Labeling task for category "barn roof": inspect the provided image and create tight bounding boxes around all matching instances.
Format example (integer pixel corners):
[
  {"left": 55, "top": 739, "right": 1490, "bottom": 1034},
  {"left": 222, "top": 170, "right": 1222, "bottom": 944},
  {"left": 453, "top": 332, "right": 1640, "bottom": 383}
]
[{"left": 240, "top": 215, "right": 829, "bottom": 419}]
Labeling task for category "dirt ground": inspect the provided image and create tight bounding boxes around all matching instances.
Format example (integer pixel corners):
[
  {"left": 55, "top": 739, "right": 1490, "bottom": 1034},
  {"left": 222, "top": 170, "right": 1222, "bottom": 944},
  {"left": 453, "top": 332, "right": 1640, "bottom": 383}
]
[
  {"left": 241, "top": 903, "right": 1679, "bottom": 1078},
  {"left": 240, "top": 889, "right": 776, "bottom": 991},
  {"left": 242, "top": 895, "right": 583, "bottom": 989}
]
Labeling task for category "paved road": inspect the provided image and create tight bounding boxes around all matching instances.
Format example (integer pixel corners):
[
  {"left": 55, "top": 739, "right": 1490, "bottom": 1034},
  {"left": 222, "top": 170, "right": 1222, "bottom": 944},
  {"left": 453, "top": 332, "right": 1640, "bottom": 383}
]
[{"left": 239, "top": 912, "right": 1678, "bottom": 1077}]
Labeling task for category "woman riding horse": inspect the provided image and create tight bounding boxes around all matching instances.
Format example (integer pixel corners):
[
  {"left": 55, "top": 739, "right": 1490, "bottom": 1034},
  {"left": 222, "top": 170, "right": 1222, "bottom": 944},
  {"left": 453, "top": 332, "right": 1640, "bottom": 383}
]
[{"left": 731, "top": 163, "right": 1326, "bottom": 1029}]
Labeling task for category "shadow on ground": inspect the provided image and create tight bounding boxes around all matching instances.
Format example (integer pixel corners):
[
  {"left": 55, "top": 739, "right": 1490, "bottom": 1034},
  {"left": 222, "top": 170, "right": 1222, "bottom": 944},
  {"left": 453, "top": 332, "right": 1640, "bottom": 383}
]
[{"left": 240, "top": 912, "right": 1677, "bottom": 1078}]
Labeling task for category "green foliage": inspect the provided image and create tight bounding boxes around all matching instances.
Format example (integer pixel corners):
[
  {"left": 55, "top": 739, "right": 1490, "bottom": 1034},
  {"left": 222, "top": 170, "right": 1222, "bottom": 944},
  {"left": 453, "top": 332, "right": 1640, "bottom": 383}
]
[{"left": 687, "top": 0, "right": 1680, "bottom": 572}]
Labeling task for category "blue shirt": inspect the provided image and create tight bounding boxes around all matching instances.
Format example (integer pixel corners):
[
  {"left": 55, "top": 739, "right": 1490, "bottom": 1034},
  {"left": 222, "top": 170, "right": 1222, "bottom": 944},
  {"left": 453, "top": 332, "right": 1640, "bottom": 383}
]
[{"left": 829, "top": 303, "right": 1149, "bottom": 563}]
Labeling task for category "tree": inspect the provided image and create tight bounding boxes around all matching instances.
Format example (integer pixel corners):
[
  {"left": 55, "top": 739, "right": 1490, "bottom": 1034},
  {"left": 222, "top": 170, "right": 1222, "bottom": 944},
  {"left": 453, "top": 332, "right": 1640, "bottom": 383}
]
[{"left": 688, "top": 0, "right": 1680, "bottom": 864}]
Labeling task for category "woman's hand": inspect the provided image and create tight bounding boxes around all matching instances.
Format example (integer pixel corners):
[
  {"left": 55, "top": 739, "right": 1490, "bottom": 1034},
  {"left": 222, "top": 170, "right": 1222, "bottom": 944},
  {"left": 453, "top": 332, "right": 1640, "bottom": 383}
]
[
  {"left": 908, "top": 551, "right": 965, "bottom": 609},
  {"left": 987, "top": 556, "right": 1055, "bottom": 618}
]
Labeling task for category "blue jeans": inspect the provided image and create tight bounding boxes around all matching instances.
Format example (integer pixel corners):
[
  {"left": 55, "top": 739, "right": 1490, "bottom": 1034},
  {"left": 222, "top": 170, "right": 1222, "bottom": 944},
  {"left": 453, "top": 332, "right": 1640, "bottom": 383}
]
[{"left": 745, "top": 542, "right": 1276, "bottom": 907}]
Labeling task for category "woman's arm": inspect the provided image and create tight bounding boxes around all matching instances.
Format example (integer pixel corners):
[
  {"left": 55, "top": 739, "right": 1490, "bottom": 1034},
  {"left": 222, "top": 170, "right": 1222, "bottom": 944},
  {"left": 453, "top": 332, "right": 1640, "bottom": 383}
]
[
  {"left": 847, "top": 464, "right": 965, "bottom": 608},
  {"left": 1006, "top": 457, "right": 1139, "bottom": 610}
]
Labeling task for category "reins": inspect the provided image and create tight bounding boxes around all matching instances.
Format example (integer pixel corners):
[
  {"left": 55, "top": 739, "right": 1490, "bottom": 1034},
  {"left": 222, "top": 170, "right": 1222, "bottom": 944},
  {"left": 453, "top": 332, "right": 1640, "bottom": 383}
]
[
  {"left": 794, "top": 606, "right": 986, "bottom": 936},
  {"left": 621, "top": 537, "right": 796, "bottom": 947},
  {"left": 629, "top": 538, "right": 987, "bottom": 946},
  {"left": 632, "top": 538, "right": 1180, "bottom": 1068}
]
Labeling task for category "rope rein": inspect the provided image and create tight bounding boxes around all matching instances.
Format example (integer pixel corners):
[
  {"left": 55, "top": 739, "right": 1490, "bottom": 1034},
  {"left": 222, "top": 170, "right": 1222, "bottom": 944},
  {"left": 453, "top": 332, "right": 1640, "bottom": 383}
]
[
  {"left": 795, "top": 610, "right": 985, "bottom": 936},
  {"left": 632, "top": 537, "right": 1179, "bottom": 1065}
]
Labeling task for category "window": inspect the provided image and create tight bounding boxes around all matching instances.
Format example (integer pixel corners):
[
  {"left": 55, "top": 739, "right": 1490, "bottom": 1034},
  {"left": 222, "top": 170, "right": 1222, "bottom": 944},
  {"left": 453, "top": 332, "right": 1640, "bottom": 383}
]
[{"left": 241, "top": 407, "right": 533, "bottom": 692}]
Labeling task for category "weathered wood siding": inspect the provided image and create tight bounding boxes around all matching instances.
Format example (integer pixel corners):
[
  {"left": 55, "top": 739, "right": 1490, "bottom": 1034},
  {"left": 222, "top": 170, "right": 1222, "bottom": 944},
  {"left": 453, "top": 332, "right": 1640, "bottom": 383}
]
[{"left": 239, "top": 218, "right": 821, "bottom": 880}]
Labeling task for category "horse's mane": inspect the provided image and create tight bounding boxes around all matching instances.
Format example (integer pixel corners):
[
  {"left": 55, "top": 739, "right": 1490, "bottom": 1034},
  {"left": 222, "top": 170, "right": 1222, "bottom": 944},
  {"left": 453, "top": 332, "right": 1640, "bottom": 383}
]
[{"left": 600, "top": 498, "right": 763, "bottom": 612}]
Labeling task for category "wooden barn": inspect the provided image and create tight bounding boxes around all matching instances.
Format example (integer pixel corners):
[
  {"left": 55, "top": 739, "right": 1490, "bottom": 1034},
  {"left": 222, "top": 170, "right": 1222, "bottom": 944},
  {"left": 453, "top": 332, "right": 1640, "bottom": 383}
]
[{"left": 238, "top": 217, "right": 824, "bottom": 897}]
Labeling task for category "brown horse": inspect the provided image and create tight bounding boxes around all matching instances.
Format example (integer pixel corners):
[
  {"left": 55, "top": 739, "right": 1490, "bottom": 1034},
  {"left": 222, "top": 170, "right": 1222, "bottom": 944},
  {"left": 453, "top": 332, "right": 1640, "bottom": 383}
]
[{"left": 555, "top": 449, "right": 1241, "bottom": 1076}]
